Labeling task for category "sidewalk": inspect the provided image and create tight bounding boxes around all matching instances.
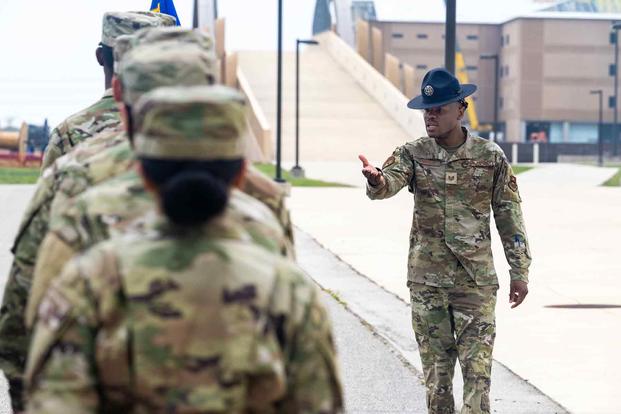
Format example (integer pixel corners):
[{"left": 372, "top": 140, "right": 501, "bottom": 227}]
[
  {"left": 288, "top": 163, "right": 621, "bottom": 414},
  {"left": 299, "top": 229, "right": 566, "bottom": 413}
]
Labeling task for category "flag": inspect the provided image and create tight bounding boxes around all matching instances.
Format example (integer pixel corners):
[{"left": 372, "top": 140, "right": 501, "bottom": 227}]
[{"left": 150, "top": 0, "right": 181, "bottom": 26}]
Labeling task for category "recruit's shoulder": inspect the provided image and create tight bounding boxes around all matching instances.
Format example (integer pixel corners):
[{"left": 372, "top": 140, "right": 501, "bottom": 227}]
[
  {"left": 113, "top": 222, "right": 314, "bottom": 314},
  {"left": 50, "top": 90, "right": 118, "bottom": 135},
  {"left": 74, "top": 170, "right": 144, "bottom": 211}
]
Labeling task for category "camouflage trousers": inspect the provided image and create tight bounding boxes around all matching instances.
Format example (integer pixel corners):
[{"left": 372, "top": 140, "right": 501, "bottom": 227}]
[{"left": 408, "top": 267, "right": 497, "bottom": 414}]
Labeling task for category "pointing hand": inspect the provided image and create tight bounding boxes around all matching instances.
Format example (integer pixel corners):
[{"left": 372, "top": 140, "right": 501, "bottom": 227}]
[{"left": 359, "top": 155, "right": 385, "bottom": 187}]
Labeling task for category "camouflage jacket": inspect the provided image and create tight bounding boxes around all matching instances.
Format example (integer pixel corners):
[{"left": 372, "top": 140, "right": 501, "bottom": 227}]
[
  {"left": 41, "top": 89, "right": 121, "bottom": 170},
  {"left": 367, "top": 130, "right": 531, "bottom": 286},
  {"left": 27, "top": 170, "right": 294, "bottom": 329},
  {"left": 244, "top": 165, "right": 294, "bottom": 247},
  {"left": 26, "top": 215, "right": 343, "bottom": 413},
  {"left": 0, "top": 130, "right": 125, "bottom": 410}
]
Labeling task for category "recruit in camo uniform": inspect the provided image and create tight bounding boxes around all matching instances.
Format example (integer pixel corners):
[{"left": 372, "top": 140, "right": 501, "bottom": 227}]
[
  {"left": 26, "top": 40, "right": 293, "bottom": 332},
  {"left": 26, "top": 85, "right": 344, "bottom": 413},
  {"left": 26, "top": 85, "right": 293, "bottom": 327},
  {"left": 3, "top": 33, "right": 219, "bottom": 390},
  {"left": 0, "top": 12, "right": 175, "bottom": 410},
  {"left": 39, "top": 11, "right": 176, "bottom": 170},
  {"left": 365, "top": 69, "right": 531, "bottom": 414}
]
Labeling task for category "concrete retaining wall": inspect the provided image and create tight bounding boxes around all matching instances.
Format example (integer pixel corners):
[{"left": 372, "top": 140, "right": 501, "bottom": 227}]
[{"left": 316, "top": 31, "right": 427, "bottom": 140}]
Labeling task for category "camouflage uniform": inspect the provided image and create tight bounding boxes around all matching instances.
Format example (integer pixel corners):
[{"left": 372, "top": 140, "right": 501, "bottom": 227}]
[
  {"left": 0, "top": 13, "right": 177, "bottom": 410},
  {"left": 367, "top": 129, "right": 531, "bottom": 413},
  {"left": 26, "top": 85, "right": 343, "bottom": 413},
  {"left": 40, "top": 11, "right": 176, "bottom": 170}
]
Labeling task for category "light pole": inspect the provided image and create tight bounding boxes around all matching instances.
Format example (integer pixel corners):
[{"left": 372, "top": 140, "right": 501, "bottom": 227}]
[
  {"left": 275, "top": 0, "right": 285, "bottom": 182},
  {"left": 611, "top": 22, "right": 621, "bottom": 156},
  {"left": 591, "top": 89, "right": 604, "bottom": 167},
  {"left": 481, "top": 54, "right": 499, "bottom": 141},
  {"left": 444, "top": 0, "right": 456, "bottom": 74},
  {"left": 291, "top": 39, "right": 319, "bottom": 178}
]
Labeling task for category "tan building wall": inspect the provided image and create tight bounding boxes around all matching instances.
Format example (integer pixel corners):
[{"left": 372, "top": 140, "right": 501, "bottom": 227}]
[
  {"left": 369, "top": 17, "right": 618, "bottom": 143},
  {"left": 369, "top": 21, "right": 501, "bottom": 128}
]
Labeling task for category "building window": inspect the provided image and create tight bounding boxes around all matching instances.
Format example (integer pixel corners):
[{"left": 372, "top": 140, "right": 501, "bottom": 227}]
[
  {"left": 416, "top": 64, "right": 428, "bottom": 70},
  {"left": 499, "top": 97, "right": 504, "bottom": 109},
  {"left": 466, "top": 34, "right": 479, "bottom": 40},
  {"left": 499, "top": 67, "right": 503, "bottom": 78},
  {"left": 466, "top": 65, "right": 478, "bottom": 71},
  {"left": 506, "top": 34, "right": 510, "bottom": 45},
  {"left": 392, "top": 33, "right": 404, "bottom": 39},
  {"left": 417, "top": 33, "right": 428, "bottom": 39},
  {"left": 501, "top": 35, "right": 504, "bottom": 47},
  {"left": 505, "top": 65, "right": 509, "bottom": 76}
]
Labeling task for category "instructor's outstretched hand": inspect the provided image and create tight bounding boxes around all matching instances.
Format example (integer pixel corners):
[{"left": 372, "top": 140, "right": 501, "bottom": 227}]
[{"left": 359, "top": 155, "right": 385, "bottom": 187}]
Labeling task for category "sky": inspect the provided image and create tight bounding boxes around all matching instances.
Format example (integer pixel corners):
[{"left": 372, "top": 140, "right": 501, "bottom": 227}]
[{"left": 0, "top": 0, "right": 315, "bottom": 128}]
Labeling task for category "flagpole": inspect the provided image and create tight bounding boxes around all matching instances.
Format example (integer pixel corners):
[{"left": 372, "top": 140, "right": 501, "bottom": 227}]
[{"left": 193, "top": 0, "right": 199, "bottom": 28}]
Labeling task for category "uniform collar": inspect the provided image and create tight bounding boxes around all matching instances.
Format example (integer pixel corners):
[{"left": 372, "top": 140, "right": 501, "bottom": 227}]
[
  {"left": 102, "top": 88, "right": 114, "bottom": 99},
  {"left": 427, "top": 127, "right": 476, "bottom": 162}
]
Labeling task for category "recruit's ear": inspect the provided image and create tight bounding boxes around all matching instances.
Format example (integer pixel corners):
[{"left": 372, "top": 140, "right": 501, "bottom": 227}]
[
  {"left": 112, "top": 77, "right": 123, "bottom": 103},
  {"left": 96, "top": 46, "right": 104, "bottom": 67},
  {"left": 232, "top": 160, "right": 248, "bottom": 190},
  {"left": 457, "top": 102, "right": 466, "bottom": 121}
]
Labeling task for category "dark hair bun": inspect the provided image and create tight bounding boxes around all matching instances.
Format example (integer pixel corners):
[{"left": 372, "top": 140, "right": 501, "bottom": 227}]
[{"left": 161, "top": 170, "right": 228, "bottom": 226}]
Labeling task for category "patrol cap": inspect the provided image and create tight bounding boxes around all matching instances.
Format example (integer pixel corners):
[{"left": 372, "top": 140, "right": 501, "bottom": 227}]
[
  {"left": 133, "top": 27, "right": 214, "bottom": 52},
  {"left": 113, "top": 35, "right": 135, "bottom": 73},
  {"left": 118, "top": 43, "right": 219, "bottom": 105},
  {"left": 113, "top": 28, "right": 216, "bottom": 74},
  {"left": 133, "top": 85, "right": 247, "bottom": 161},
  {"left": 101, "top": 11, "right": 176, "bottom": 47}
]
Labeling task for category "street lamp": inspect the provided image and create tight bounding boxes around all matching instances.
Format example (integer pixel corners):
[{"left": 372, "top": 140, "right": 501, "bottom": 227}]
[
  {"left": 590, "top": 89, "right": 604, "bottom": 167},
  {"left": 611, "top": 22, "right": 621, "bottom": 156},
  {"left": 291, "top": 39, "right": 319, "bottom": 179},
  {"left": 480, "top": 54, "right": 499, "bottom": 141},
  {"left": 275, "top": 0, "right": 285, "bottom": 182},
  {"left": 444, "top": 0, "right": 456, "bottom": 74}
]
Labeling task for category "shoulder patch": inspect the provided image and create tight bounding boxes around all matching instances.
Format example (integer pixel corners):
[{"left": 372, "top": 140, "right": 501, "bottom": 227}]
[
  {"left": 382, "top": 155, "right": 396, "bottom": 169},
  {"left": 508, "top": 176, "right": 518, "bottom": 192}
]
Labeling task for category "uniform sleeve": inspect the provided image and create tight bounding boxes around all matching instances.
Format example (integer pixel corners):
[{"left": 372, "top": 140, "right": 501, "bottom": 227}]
[
  {"left": 492, "top": 154, "right": 532, "bottom": 283},
  {"left": 366, "top": 145, "right": 414, "bottom": 200},
  {"left": 0, "top": 172, "right": 57, "bottom": 411},
  {"left": 277, "top": 273, "right": 343, "bottom": 413},
  {"left": 41, "top": 128, "right": 64, "bottom": 172},
  {"left": 26, "top": 233, "right": 78, "bottom": 329},
  {"left": 25, "top": 259, "right": 100, "bottom": 414}
]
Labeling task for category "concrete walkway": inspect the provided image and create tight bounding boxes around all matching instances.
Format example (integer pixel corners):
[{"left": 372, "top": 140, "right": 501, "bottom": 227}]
[
  {"left": 288, "top": 163, "right": 621, "bottom": 414},
  {"left": 238, "top": 48, "right": 414, "bottom": 163}
]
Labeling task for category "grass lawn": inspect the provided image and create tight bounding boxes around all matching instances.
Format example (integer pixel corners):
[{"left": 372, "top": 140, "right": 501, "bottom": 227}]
[
  {"left": 603, "top": 168, "right": 621, "bottom": 187},
  {"left": 254, "top": 164, "right": 351, "bottom": 187},
  {"left": 0, "top": 167, "right": 40, "bottom": 184},
  {"left": 512, "top": 165, "right": 534, "bottom": 175}
]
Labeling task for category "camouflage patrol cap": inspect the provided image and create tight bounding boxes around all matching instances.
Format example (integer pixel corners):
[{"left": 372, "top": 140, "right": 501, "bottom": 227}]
[
  {"left": 133, "top": 27, "right": 214, "bottom": 51},
  {"left": 113, "top": 35, "right": 135, "bottom": 73},
  {"left": 118, "top": 43, "right": 219, "bottom": 105},
  {"left": 133, "top": 85, "right": 247, "bottom": 160},
  {"left": 101, "top": 11, "right": 176, "bottom": 47},
  {"left": 113, "top": 28, "right": 216, "bottom": 74}
]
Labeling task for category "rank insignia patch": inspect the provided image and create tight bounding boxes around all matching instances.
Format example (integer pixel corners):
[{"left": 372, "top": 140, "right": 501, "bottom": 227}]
[
  {"left": 508, "top": 176, "right": 518, "bottom": 192},
  {"left": 446, "top": 172, "right": 457, "bottom": 184}
]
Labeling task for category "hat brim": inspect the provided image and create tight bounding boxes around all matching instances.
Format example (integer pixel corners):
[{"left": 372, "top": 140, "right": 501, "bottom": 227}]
[{"left": 407, "top": 84, "right": 477, "bottom": 110}]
